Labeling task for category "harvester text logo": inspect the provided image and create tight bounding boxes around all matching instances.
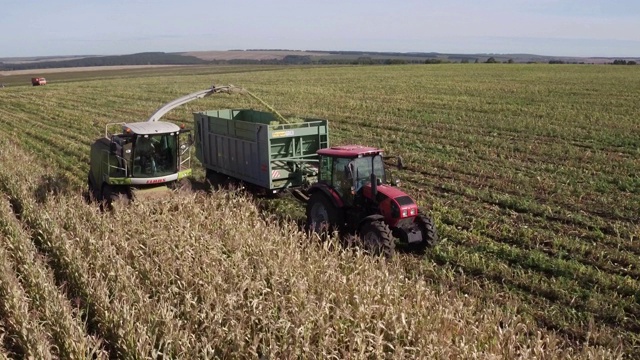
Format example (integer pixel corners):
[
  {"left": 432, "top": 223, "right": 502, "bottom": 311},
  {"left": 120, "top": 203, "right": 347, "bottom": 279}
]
[{"left": 146, "top": 178, "right": 165, "bottom": 184}]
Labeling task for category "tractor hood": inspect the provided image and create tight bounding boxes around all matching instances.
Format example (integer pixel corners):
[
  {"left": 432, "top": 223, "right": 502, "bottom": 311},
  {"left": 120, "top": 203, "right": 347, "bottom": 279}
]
[
  {"left": 362, "top": 183, "right": 409, "bottom": 200},
  {"left": 362, "top": 184, "right": 419, "bottom": 227}
]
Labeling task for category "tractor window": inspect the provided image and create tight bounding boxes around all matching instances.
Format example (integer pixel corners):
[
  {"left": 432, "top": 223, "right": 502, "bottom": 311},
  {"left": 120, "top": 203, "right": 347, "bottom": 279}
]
[
  {"left": 333, "top": 157, "right": 352, "bottom": 197},
  {"left": 354, "top": 155, "right": 385, "bottom": 190},
  {"left": 132, "top": 134, "right": 177, "bottom": 178},
  {"left": 319, "top": 156, "right": 333, "bottom": 183}
]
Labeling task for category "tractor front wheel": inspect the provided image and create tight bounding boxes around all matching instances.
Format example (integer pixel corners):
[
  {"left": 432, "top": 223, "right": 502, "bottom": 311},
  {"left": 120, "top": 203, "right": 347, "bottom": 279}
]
[
  {"left": 412, "top": 212, "right": 439, "bottom": 252},
  {"left": 360, "top": 220, "right": 395, "bottom": 258},
  {"left": 306, "top": 192, "right": 343, "bottom": 236}
]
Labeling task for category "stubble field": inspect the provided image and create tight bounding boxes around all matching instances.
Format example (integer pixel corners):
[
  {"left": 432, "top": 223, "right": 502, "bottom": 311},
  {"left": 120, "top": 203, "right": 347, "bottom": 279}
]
[{"left": 0, "top": 63, "right": 638, "bottom": 359}]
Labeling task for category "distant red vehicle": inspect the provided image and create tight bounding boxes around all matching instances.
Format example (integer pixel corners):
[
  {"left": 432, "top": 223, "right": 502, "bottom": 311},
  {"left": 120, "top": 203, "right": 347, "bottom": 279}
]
[{"left": 31, "top": 77, "right": 47, "bottom": 86}]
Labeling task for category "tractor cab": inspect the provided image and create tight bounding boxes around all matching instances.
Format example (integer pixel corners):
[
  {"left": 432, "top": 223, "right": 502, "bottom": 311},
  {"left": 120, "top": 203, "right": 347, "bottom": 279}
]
[
  {"left": 316, "top": 145, "right": 396, "bottom": 204},
  {"left": 318, "top": 146, "right": 384, "bottom": 192}
]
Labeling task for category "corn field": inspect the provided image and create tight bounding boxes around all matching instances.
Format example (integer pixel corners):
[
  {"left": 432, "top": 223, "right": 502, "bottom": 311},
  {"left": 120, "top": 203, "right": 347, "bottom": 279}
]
[{"left": 0, "top": 63, "right": 637, "bottom": 358}]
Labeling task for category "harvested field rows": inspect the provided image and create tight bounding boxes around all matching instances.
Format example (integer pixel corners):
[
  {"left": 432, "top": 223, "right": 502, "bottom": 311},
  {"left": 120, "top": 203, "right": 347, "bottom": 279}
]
[{"left": 0, "top": 63, "right": 637, "bottom": 358}]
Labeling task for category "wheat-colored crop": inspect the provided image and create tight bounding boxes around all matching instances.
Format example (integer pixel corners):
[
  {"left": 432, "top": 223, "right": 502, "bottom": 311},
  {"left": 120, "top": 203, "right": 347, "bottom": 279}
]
[
  {"left": 0, "top": 194, "right": 107, "bottom": 359},
  {"left": 0, "top": 238, "right": 54, "bottom": 359}
]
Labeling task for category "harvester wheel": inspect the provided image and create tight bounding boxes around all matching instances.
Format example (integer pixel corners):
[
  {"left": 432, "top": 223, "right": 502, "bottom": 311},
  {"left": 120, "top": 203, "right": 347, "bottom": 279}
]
[
  {"left": 360, "top": 220, "right": 395, "bottom": 258},
  {"left": 413, "top": 212, "right": 439, "bottom": 252},
  {"left": 306, "top": 192, "right": 342, "bottom": 236},
  {"left": 173, "top": 178, "right": 192, "bottom": 192},
  {"left": 101, "top": 184, "right": 121, "bottom": 204},
  {"left": 87, "top": 173, "right": 98, "bottom": 201}
]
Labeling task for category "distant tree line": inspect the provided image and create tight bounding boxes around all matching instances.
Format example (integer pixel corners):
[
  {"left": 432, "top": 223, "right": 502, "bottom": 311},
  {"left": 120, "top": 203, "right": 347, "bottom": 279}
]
[
  {"left": 0, "top": 52, "right": 207, "bottom": 71},
  {"left": 612, "top": 59, "right": 637, "bottom": 65},
  {"left": 2, "top": 51, "right": 637, "bottom": 71},
  {"left": 547, "top": 59, "right": 637, "bottom": 65}
]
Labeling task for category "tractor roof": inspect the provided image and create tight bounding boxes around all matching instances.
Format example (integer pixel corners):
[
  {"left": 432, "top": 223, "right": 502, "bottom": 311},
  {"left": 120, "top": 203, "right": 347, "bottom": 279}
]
[
  {"left": 123, "top": 121, "right": 181, "bottom": 135},
  {"left": 317, "top": 145, "right": 383, "bottom": 158}
]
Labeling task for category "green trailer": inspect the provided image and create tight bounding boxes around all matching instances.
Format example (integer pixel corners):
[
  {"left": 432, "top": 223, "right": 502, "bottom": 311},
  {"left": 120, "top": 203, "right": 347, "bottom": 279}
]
[{"left": 194, "top": 109, "right": 329, "bottom": 193}]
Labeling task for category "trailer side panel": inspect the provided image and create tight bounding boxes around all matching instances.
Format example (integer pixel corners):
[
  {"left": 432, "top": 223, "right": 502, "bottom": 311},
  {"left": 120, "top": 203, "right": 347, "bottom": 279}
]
[{"left": 194, "top": 109, "right": 328, "bottom": 191}]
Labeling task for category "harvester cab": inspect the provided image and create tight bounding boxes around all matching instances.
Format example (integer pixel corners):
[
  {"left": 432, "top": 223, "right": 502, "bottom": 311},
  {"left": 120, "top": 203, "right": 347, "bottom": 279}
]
[
  {"left": 88, "top": 121, "right": 193, "bottom": 202},
  {"left": 306, "top": 145, "right": 438, "bottom": 256}
]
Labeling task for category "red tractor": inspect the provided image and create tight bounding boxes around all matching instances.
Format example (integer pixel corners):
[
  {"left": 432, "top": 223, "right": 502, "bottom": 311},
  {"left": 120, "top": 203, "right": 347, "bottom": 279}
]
[
  {"left": 305, "top": 145, "right": 438, "bottom": 256},
  {"left": 31, "top": 77, "right": 47, "bottom": 86}
]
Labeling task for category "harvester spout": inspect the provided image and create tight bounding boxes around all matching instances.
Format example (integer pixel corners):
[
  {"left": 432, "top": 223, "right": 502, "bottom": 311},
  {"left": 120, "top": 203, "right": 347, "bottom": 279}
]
[{"left": 146, "top": 84, "right": 243, "bottom": 123}]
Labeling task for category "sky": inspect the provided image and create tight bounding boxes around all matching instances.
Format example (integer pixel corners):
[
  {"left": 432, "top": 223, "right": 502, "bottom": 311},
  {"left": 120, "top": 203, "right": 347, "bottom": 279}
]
[{"left": 0, "top": 0, "right": 639, "bottom": 58}]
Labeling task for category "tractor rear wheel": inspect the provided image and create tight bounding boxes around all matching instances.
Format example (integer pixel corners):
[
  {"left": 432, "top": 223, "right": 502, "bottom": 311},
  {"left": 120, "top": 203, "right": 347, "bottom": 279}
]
[
  {"left": 306, "top": 192, "right": 343, "bottom": 236},
  {"left": 360, "top": 220, "right": 395, "bottom": 258},
  {"left": 412, "top": 212, "right": 438, "bottom": 252}
]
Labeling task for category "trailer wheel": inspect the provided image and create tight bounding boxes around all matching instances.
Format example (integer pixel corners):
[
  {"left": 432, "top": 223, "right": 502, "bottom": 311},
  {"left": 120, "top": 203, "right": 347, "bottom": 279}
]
[
  {"left": 360, "top": 220, "right": 395, "bottom": 258},
  {"left": 306, "top": 192, "right": 343, "bottom": 236},
  {"left": 412, "top": 211, "right": 439, "bottom": 252},
  {"left": 206, "top": 169, "right": 229, "bottom": 190}
]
